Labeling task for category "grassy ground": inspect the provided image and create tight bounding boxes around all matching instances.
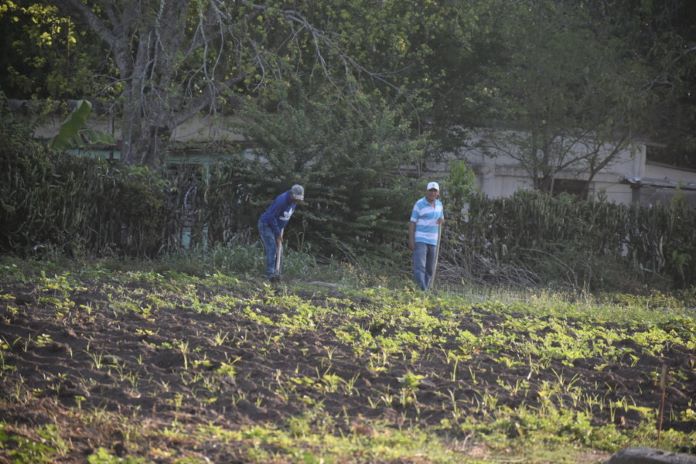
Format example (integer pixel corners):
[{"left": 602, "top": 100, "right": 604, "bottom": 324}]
[{"left": 1, "top": 251, "right": 695, "bottom": 463}]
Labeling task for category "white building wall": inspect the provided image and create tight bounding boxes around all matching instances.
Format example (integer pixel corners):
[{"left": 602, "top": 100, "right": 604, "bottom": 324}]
[
  {"left": 592, "top": 180, "right": 634, "bottom": 205},
  {"left": 32, "top": 109, "right": 695, "bottom": 207},
  {"left": 644, "top": 162, "right": 696, "bottom": 185},
  {"left": 452, "top": 129, "right": 647, "bottom": 205},
  {"left": 33, "top": 113, "right": 247, "bottom": 143}
]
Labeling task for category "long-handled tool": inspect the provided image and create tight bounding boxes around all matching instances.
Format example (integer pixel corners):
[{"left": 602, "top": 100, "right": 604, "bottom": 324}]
[
  {"left": 274, "top": 241, "right": 283, "bottom": 277},
  {"left": 428, "top": 223, "right": 443, "bottom": 290}
]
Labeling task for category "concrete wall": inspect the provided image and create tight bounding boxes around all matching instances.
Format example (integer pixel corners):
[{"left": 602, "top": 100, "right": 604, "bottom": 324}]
[
  {"left": 30, "top": 109, "right": 696, "bottom": 208},
  {"left": 637, "top": 162, "right": 696, "bottom": 208},
  {"left": 427, "top": 129, "right": 647, "bottom": 205},
  {"left": 644, "top": 162, "right": 696, "bottom": 185},
  {"left": 415, "top": 129, "right": 694, "bottom": 208},
  {"left": 33, "top": 113, "right": 247, "bottom": 144},
  {"left": 170, "top": 115, "right": 247, "bottom": 143}
]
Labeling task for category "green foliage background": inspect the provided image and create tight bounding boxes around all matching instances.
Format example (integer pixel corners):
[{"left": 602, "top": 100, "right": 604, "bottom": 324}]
[
  {"left": 3, "top": 90, "right": 695, "bottom": 290},
  {"left": 2, "top": 0, "right": 696, "bottom": 291},
  {"left": 444, "top": 190, "right": 696, "bottom": 291},
  {"left": 0, "top": 95, "right": 167, "bottom": 256}
]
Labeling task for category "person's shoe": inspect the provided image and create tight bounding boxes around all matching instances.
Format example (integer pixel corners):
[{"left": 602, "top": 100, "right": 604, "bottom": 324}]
[{"left": 269, "top": 275, "right": 281, "bottom": 283}]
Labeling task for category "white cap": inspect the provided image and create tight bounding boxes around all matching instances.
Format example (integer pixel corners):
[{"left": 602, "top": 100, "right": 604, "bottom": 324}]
[
  {"left": 427, "top": 181, "right": 439, "bottom": 191},
  {"left": 291, "top": 184, "right": 304, "bottom": 201}
]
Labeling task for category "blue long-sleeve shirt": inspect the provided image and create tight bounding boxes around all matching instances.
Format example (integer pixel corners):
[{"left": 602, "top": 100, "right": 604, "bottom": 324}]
[{"left": 259, "top": 191, "right": 297, "bottom": 237}]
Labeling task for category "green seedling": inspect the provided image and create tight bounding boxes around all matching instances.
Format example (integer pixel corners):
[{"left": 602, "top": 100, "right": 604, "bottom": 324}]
[
  {"left": 177, "top": 340, "right": 190, "bottom": 370},
  {"left": 87, "top": 351, "right": 104, "bottom": 370}
]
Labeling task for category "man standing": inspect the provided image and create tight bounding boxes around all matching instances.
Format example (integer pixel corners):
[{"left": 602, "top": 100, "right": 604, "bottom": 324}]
[
  {"left": 408, "top": 181, "right": 444, "bottom": 290},
  {"left": 258, "top": 184, "right": 304, "bottom": 281}
]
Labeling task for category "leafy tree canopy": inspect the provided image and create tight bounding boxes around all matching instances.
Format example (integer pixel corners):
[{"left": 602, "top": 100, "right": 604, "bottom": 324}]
[
  {"left": 2, "top": 0, "right": 696, "bottom": 173},
  {"left": 0, "top": 0, "right": 110, "bottom": 99}
]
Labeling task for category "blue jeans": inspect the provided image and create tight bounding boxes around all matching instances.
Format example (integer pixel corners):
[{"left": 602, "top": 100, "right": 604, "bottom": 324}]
[
  {"left": 413, "top": 242, "right": 437, "bottom": 290},
  {"left": 258, "top": 220, "right": 278, "bottom": 278}
]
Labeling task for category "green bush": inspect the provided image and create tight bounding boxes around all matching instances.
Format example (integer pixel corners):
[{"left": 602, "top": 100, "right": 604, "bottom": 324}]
[
  {"left": 0, "top": 93, "right": 167, "bottom": 256},
  {"left": 442, "top": 190, "right": 696, "bottom": 290}
]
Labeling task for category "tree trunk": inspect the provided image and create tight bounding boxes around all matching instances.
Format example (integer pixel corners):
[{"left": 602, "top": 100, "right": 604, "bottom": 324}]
[
  {"left": 120, "top": 87, "right": 143, "bottom": 166},
  {"left": 57, "top": 0, "right": 189, "bottom": 168}
]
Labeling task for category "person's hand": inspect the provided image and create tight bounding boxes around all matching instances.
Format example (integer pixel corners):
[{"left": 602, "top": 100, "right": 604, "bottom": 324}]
[{"left": 408, "top": 239, "right": 415, "bottom": 251}]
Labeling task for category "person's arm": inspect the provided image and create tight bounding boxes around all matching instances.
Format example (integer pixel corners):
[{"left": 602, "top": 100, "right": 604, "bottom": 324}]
[
  {"left": 408, "top": 202, "right": 419, "bottom": 250},
  {"left": 270, "top": 216, "right": 282, "bottom": 239},
  {"left": 268, "top": 192, "right": 289, "bottom": 239},
  {"left": 276, "top": 193, "right": 294, "bottom": 245},
  {"left": 408, "top": 221, "right": 416, "bottom": 251}
]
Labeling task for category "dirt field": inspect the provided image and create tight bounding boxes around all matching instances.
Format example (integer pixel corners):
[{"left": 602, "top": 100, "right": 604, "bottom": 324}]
[{"left": 1, "top": 266, "right": 695, "bottom": 462}]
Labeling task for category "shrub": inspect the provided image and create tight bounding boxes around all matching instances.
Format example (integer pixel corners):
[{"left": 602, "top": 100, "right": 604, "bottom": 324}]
[
  {"left": 0, "top": 93, "right": 167, "bottom": 256},
  {"left": 440, "top": 190, "right": 696, "bottom": 290}
]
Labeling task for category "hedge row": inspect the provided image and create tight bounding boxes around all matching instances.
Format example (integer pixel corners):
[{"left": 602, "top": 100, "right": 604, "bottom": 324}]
[
  {"left": 441, "top": 191, "right": 696, "bottom": 290},
  {"left": 3, "top": 98, "right": 694, "bottom": 289}
]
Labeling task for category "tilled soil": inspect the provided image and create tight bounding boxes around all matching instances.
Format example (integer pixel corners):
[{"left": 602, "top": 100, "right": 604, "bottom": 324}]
[{"left": 1, "top": 275, "right": 695, "bottom": 462}]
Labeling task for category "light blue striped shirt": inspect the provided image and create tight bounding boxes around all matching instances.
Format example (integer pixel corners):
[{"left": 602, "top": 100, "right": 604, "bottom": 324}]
[{"left": 410, "top": 197, "right": 444, "bottom": 245}]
